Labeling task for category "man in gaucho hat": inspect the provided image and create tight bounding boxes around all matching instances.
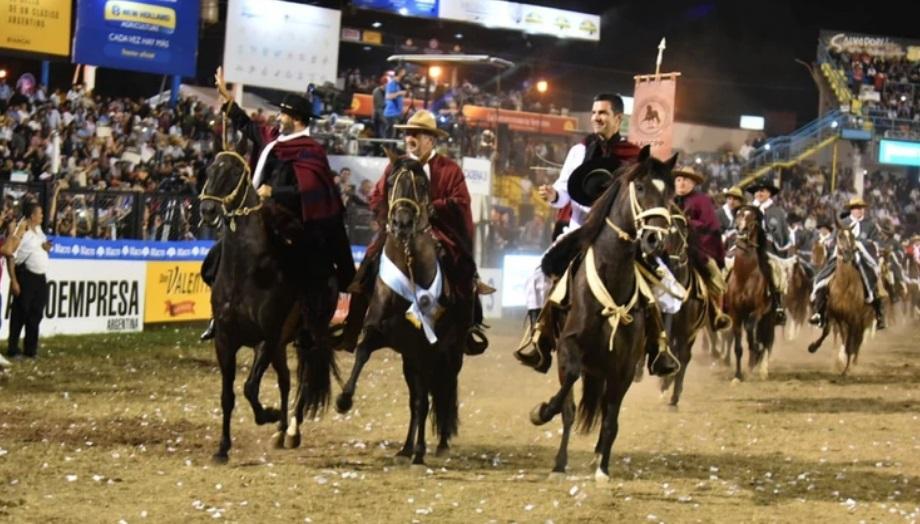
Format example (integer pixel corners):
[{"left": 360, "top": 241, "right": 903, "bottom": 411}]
[
  {"left": 200, "top": 67, "right": 354, "bottom": 341},
  {"left": 809, "top": 197, "right": 886, "bottom": 329},
  {"left": 747, "top": 177, "right": 789, "bottom": 323},
  {"left": 339, "top": 109, "right": 493, "bottom": 355},
  {"left": 513, "top": 93, "right": 681, "bottom": 377}
]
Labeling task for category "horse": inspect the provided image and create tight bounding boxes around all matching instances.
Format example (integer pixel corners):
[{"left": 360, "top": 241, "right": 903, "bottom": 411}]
[
  {"left": 784, "top": 254, "right": 811, "bottom": 340},
  {"left": 807, "top": 220, "right": 875, "bottom": 374},
  {"left": 198, "top": 146, "right": 338, "bottom": 463},
  {"left": 658, "top": 208, "right": 708, "bottom": 408},
  {"left": 528, "top": 147, "right": 677, "bottom": 481},
  {"left": 334, "top": 154, "right": 466, "bottom": 466},
  {"left": 724, "top": 206, "right": 776, "bottom": 381}
]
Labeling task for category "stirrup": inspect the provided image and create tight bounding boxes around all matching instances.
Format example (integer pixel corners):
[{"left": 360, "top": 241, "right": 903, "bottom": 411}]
[
  {"left": 476, "top": 280, "right": 497, "bottom": 295},
  {"left": 648, "top": 334, "right": 680, "bottom": 377},
  {"left": 199, "top": 319, "right": 216, "bottom": 341},
  {"left": 465, "top": 326, "right": 489, "bottom": 355}
]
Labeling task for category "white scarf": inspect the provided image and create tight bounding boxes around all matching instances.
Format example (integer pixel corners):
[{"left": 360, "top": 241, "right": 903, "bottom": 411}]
[
  {"left": 252, "top": 127, "right": 312, "bottom": 188},
  {"left": 379, "top": 251, "right": 443, "bottom": 344},
  {"left": 755, "top": 197, "right": 773, "bottom": 211}
]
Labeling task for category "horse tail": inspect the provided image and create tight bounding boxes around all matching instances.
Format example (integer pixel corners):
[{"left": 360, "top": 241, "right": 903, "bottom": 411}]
[
  {"left": 430, "top": 350, "right": 461, "bottom": 440},
  {"left": 302, "top": 341, "right": 339, "bottom": 419},
  {"left": 576, "top": 373, "right": 606, "bottom": 433}
]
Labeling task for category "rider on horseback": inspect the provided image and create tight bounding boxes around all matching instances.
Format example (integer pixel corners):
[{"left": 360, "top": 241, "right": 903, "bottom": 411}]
[
  {"left": 718, "top": 186, "right": 745, "bottom": 249},
  {"left": 809, "top": 197, "right": 886, "bottom": 329},
  {"left": 746, "top": 178, "right": 788, "bottom": 324},
  {"left": 200, "top": 68, "right": 355, "bottom": 341},
  {"left": 513, "top": 94, "right": 683, "bottom": 376},
  {"left": 340, "top": 110, "right": 492, "bottom": 355},
  {"left": 672, "top": 166, "right": 732, "bottom": 332}
]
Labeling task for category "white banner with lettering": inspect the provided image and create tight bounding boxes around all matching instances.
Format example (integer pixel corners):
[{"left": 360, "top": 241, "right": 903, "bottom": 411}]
[
  {"left": 439, "top": 0, "right": 600, "bottom": 41},
  {"left": 224, "top": 0, "right": 341, "bottom": 92},
  {"left": 462, "top": 156, "right": 492, "bottom": 196},
  {"left": 1, "top": 259, "right": 146, "bottom": 338}
]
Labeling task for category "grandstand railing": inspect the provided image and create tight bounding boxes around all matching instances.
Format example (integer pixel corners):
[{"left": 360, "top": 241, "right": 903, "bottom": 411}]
[{"left": 743, "top": 110, "right": 845, "bottom": 175}]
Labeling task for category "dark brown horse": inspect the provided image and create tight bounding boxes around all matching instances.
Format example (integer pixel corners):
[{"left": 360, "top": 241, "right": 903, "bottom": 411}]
[
  {"left": 724, "top": 206, "right": 776, "bottom": 381},
  {"left": 528, "top": 148, "right": 677, "bottom": 481},
  {"left": 334, "top": 155, "right": 466, "bottom": 465},
  {"left": 658, "top": 208, "right": 707, "bottom": 408},
  {"left": 198, "top": 148, "right": 338, "bottom": 463},
  {"left": 807, "top": 220, "right": 874, "bottom": 374}
]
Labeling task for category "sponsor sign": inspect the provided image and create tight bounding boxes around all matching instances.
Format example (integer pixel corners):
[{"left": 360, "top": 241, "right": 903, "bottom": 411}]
[
  {"left": 73, "top": 0, "right": 200, "bottom": 76},
  {"left": 820, "top": 30, "right": 920, "bottom": 61},
  {"left": 144, "top": 261, "right": 210, "bottom": 322},
  {"left": 438, "top": 0, "right": 599, "bottom": 41},
  {"left": 49, "top": 236, "right": 214, "bottom": 261},
  {"left": 0, "top": 0, "right": 72, "bottom": 56},
  {"left": 461, "top": 104, "right": 578, "bottom": 136},
  {"left": 1, "top": 259, "right": 145, "bottom": 337},
  {"left": 462, "top": 156, "right": 492, "bottom": 196},
  {"left": 224, "top": 0, "right": 341, "bottom": 91},
  {"left": 878, "top": 139, "right": 920, "bottom": 167},
  {"left": 351, "top": 0, "right": 439, "bottom": 18}
]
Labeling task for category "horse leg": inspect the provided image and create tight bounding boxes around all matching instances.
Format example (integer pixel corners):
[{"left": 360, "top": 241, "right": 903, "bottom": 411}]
[
  {"left": 732, "top": 324, "right": 744, "bottom": 382},
  {"left": 213, "top": 338, "right": 240, "bottom": 464},
  {"left": 269, "top": 343, "right": 290, "bottom": 449},
  {"left": 244, "top": 342, "right": 281, "bottom": 425},
  {"left": 396, "top": 358, "right": 419, "bottom": 460},
  {"left": 335, "top": 330, "right": 382, "bottom": 414},
  {"left": 530, "top": 342, "right": 581, "bottom": 426},
  {"left": 807, "top": 321, "right": 831, "bottom": 354},
  {"left": 670, "top": 335, "right": 694, "bottom": 408},
  {"left": 745, "top": 318, "right": 760, "bottom": 373},
  {"left": 552, "top": 390, "right": 576, "bottom": 474},
  {"left": 594, "top": 376, "right": 631, "bottom": 482},
  {"left": 411, "top": 366, "right": 431, "bottom": 466}
]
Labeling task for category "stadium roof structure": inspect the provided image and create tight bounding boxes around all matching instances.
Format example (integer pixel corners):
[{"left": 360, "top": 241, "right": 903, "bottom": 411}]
[{"left": 386, "top": 54, "right": 515, "bottom": 69}]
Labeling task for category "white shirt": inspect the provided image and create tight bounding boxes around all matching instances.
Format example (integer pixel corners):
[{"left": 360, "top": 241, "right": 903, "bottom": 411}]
[
  {"left": 551, "top": 143, "right": 589, "bottom": 234},
  {"left": 14, "top": 227, "right": 50, "bottom": 275}
]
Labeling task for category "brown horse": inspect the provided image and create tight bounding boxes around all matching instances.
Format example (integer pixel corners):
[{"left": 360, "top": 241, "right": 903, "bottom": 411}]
[
  {"left": 658, "top": 208, "right": 707, "bottom": 408},
  {"left": 334, "top": 155, "right": 466, "bottom": 465},
  {"left": 807, "top": 221, "right": 875, "bottom": 374},
  {"left": 528, "top": 147, "right": 677, "bottom": 481},
  {"left": 199, "top": 148, "right": 338, "bottom": 463},
  {"left": 724, "top": 206, "right": 776, "bottom": 381}
]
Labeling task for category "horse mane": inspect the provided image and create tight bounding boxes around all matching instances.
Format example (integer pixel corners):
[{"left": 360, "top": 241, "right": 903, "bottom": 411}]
[{"left": 577, "top": 163, "right": 635, "bottom": 249}]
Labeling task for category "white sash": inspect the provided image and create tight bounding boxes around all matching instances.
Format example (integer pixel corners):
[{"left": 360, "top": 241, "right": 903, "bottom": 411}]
[
  {"left": 252, "top": 128, "right": 312, "bottom": 188},
  {"left": 379, "top": 251, "right": 443, "bottom": 344}
]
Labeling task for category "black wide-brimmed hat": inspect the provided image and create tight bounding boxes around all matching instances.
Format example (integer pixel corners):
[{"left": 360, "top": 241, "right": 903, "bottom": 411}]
[
  {"left": 567, "top": 156, "right": 623, "bottom": 207},
  {"left": 745, "top": 177, "right": 780, "bottom": 196},
  {"left": 277, "top": 93, "right": 315, "bottom": 122}
]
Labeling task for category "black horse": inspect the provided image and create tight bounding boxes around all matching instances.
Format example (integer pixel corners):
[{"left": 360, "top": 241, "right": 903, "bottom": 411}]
[
  {"left": 335, "top": 153, "right": 466, "bottom": 465},
  {"left": 529, "top": 147, "right": 678, "bottom": 481},
  {"left": 198, "top": 146, "right": 338, "bottom": 463}
]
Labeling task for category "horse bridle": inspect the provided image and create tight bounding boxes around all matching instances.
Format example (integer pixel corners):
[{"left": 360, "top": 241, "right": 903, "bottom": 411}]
[
  {"left": 604, "top": 180, "right": 672, "bottom": 242},
  {"left": 199, "top": 150, "right": 263, "bottom": 229},
  {"left": 734, "top": 208, "right": 760, "bottom": 250},
  {"left": 386, "top": 166, "right": 430, "bottom": 236}
]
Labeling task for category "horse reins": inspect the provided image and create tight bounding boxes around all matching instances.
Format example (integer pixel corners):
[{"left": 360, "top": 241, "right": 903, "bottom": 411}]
[
  {"left": 199, "top": 150, "right": 263, "bottom": 231},
  {"left": 386, "top": 166, "right": 433, "bottom": 294},
  {"left": 605, "top": 181, "right": 672, "bottom": 241}
]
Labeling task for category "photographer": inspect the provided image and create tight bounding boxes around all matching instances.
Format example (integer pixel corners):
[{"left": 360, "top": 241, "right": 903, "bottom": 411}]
[{"left": 384, "top": 67, "right": 408, "bottom": 138}]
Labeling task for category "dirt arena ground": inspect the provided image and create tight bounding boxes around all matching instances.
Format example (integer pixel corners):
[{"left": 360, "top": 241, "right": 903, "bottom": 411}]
[{"left": 1, "top": 315, "right": 918, "bottom": 523}]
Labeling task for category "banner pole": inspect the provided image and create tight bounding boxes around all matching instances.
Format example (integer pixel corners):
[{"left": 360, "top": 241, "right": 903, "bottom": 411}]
[{"left": 655, "top": 38, "right": 666, "bottom": 81}]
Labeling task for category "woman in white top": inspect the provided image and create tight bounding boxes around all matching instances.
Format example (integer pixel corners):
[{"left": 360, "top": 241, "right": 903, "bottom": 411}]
[{"left": 6, "top": 201, "right": 51, "bottom": 359}]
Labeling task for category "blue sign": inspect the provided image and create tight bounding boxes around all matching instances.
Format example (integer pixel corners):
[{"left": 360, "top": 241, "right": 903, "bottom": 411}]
[
  {"left": 73, "top": 0, "right": 200, "bottom": 77},
  {"left": 352, "top": 0, "right": 439, "bottom": 18},
  {"left": 878, "top": 139, "right": 920, "bottom": 167}
]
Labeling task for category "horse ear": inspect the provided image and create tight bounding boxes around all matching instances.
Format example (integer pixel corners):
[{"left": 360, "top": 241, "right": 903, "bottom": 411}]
[
  {"left": 638, "top": 144, "right": 652, "bottom": 162},
  {"left": 384, "top": 147, "right": 398, "bottom": 165},
  {"left": 664, "top": 152, "right": 678, "bottom": 170}
]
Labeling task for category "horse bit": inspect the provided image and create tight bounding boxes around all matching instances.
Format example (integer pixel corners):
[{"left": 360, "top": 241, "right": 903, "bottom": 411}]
[{"left": 199, "top": 150, "right": 263, "bottom": 232}]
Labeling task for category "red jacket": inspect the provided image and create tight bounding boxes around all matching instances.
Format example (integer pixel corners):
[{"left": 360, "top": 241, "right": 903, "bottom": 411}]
[
  {"left": 367, "top": 154, "right": 475, "bottom": 282},
  {"left": 676, "top": 190, "right": 725, "bottom": 268}
]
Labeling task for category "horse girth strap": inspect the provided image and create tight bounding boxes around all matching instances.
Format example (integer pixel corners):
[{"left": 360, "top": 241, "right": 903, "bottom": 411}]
[{"left": 585, "top": 246, "right": 660, "bottom": 353}]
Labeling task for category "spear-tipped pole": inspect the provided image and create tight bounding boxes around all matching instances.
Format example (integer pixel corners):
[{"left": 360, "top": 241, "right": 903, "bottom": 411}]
[{"left": 655, "top": 37, "right": 666, "bottom": 80}]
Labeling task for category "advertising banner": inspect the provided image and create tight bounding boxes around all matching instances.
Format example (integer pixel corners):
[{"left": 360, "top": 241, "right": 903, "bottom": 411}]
[
  {"left": 820, "top": 30, "right": 920, "bottom": 61},
  {"left": 1, "top": 259, "right": 146, "bottom": 338},
  {"left": 49, "top": 236, "right": 213, "bottom": 261},
  {"left": 352, "top": 0, "right": 438, "bottom": 18},
  {"left": 462, "top": 156, "right": 492, "bottom": 196},
  {"left": 224, "top": 0, "right": 341, "bottom": 92},
  {"left": 0, "top": 0, "right": 72, "bottom": 56},
  {"left": 438, "top": 0, "right": 600, "bottom": 42},
  {"left": 461, "top": 105, "right": 578, "bottom": 136},
  {"left": 72, "top": 0, "right": 200, "bottom": 76},
  {"left": 629, "top": 75, "right": 678, "bottom": 159},
  {"left": 144, "top": 261, "right": 211, "bottom": 323}
]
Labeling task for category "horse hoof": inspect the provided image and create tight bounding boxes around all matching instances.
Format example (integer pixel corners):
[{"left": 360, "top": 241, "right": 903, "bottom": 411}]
[
  {"left": 394, "top": 451, "right": 412, "bottom": 463},
  {"left": 435, "top": 445, "right": 450, "bottom": 458},
  {"left": 409, "top": 463, "right": 428, "bottom": 473},
  {"left": 668, "top": 403, "right": 679, "bottom": 411},
  {"left": 284, "top": 432, "right": 301, "bottom": 449},
  {"left": 730, "top": 377, "right": 741, "bottom": 386},
  {"left": 212, "top": 452, "right": 229, "bottom": 465},
  {"left": 807, "top": 343, "right": 820, "bottom": 354},
  {"left": 529, "top": 403, "right": 550, "bottom": 426},
  {"left": 594, "top": 469, "right": 611, "bottom": 483},
  {"left": 335, "top": 394, "right": 353, "bottom": 414}
]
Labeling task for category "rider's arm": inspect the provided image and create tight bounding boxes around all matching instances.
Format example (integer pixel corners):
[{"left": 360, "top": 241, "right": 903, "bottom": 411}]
[
  {"left": 222, "top": 101, "right": 268, "bottom": 151},
  {"left": 550, "top": 143, "right": 586, "bottom": 209}
]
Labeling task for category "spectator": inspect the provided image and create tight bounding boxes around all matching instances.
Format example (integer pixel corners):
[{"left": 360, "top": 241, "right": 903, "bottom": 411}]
[
  {"left": 6, "top": 201, "right": 50, "bottom": 359},
  {"left": 384, "top": 68, "right": 408, "bottom": 138}
]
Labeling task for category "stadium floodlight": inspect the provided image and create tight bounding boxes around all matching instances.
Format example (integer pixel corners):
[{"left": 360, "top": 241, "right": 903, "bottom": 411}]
[
  {"left": 536, "top": 80, "right": 548, "bottom": 94},
  {"left": 0, "top": 69, "right": 6, "bottom": 79},
  {"left": 764, "top": 143, "right": 771, "bottom": 151},
  {"left": 429, "top": 66, "right": 442, "bottom": 80},
  {"left": 830, "top": 120, "right": 839, "bottom": 128},
  {"left": 372, "top": 21, "right": 382, "bottom": 28}
]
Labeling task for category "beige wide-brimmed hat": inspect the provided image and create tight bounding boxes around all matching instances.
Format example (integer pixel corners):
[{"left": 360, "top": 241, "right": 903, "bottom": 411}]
[
  {"left": 394, "top": 110, "right": 449, "bottom": 138},
  {"left": 846, "top": 197, "right": 868, "bottom": 209},
  {"left": 723, "top": 186, "right": 745, "bottom": 200},
  {"left": 673, "top": 166, "right": 705, "bottom": 184}
]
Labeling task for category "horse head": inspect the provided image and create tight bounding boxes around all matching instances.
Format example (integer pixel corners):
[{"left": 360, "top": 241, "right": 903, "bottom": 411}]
[
  {"left": 199, "top": 139, "right": 253, "bottom": 227},
  {"left": 665, "top": 204, "right": 691, "bottom": 278},
  {"left": 835, "top": 214, "right": 858, "bottom": 263},
  {"left": 384, "top": 148, "right": 432, "bottom": 242},
  {"left": 734, "top": 205, "right": 763, "bottom": 247},
  {"left": 617, "top": 145, "right": 677, "bottom": 258}
]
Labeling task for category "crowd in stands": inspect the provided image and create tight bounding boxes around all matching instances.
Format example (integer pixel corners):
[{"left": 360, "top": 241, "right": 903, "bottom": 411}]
[{"left": 825, "top": 50, "right": 920, "bottom": 138}]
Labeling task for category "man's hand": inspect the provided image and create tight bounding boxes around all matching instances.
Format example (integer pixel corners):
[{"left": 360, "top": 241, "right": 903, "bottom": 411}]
[
  {"left": 11, "top": 281, "right": 20, "bottom": 297},
  {"left": 215, "top": 67, "right": 231, "bottom": 103},
  {"left": 538, "top": 184, "right": 558, "bottom": 204},
  {"left": 257, "top": 185, "right": 272, "bottom": 199}
]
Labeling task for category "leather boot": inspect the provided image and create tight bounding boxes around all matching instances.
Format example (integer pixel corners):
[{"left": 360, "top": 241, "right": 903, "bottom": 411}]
[
  {"left": 199, "top": 318, "right": 216, "bottom": 341},
  {"left": 647, "top": 315, "right": 680, "bottom": 377},
  {"left": 514, "top": 308, "right": 552, "bottom": 373},
  {"left": 873, "top": 299, "right": 886, "bottom": 330}
]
